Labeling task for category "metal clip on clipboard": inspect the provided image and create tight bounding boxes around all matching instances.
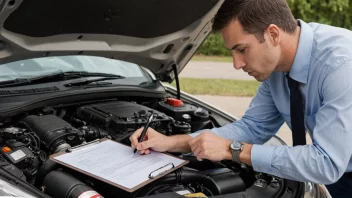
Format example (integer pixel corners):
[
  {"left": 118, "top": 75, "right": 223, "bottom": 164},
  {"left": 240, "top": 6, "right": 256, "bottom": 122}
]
[
  {"left": 66, "top": 139, "right": 101, "bottom": 152},
  {"left": 148, "top": 162, "right": 175, "bottom": 179}
]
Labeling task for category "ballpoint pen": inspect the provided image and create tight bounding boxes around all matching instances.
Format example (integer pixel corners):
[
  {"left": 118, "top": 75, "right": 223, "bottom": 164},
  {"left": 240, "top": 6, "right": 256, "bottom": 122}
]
[{"left": 132, "top": 113, "right": 154, "bottom": 157}]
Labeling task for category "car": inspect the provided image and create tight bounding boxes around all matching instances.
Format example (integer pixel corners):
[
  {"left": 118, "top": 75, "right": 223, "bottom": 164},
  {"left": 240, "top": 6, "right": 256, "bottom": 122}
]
[{"left": 0, "top": 0, "right": 331, "bottom": 197}]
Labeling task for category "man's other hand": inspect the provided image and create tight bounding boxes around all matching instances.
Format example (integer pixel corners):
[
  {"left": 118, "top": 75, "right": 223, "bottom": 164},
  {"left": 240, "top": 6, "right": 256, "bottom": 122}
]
[{"left": 188, "top": 132, "right": 232, "bottom": 161}]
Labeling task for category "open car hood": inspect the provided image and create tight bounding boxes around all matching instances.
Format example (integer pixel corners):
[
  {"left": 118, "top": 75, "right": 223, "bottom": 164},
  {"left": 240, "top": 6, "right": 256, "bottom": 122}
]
[{"left": 0, "top": 0, "right": 223, "bottom": 82}]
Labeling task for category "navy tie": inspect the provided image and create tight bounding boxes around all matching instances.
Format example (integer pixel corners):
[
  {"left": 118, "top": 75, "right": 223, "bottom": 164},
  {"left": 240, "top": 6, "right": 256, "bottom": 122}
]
[{"left": 286, "top": 74, "right": 306, "bottom": 146}]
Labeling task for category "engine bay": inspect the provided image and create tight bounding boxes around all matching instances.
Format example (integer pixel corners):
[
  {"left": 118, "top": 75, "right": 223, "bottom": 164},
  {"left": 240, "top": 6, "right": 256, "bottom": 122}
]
[{"left": 0, "top": 98, "right": 303, "bottom": 198}]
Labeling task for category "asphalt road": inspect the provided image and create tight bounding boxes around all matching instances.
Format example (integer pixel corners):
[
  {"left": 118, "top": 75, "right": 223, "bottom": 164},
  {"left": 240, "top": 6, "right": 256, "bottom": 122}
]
[
  {"left": 180, "top": 61, "right": 254, "bottom": 80},
  {"left": 179, "top": 61, "right": 312, "bottom": 145}
]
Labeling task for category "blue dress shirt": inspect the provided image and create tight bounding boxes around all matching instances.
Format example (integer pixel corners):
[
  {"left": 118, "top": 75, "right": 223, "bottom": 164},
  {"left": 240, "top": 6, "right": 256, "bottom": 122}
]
[{"left": 190, "top": 20, "right": 352, "bottom": 184}]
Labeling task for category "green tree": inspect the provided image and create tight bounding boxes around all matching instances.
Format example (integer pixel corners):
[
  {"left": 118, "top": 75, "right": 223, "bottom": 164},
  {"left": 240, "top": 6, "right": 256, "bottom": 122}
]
[
  {"left": 196, "top": 33, "right": 231, "bottom": 56},
  {"left": 288, "top": 0, "right": 352, "bottom": 30}
]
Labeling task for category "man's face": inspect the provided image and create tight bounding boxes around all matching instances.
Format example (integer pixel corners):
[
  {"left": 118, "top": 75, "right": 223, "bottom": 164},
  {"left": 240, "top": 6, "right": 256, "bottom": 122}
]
[{"left": 221, "top": 19, "right": 281, "bottom": 82}]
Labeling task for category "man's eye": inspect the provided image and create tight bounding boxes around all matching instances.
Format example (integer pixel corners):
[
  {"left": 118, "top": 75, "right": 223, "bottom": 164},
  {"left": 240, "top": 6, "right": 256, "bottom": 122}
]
[{"left": 238, "top": 48, "right": 246, "bottom": 53}]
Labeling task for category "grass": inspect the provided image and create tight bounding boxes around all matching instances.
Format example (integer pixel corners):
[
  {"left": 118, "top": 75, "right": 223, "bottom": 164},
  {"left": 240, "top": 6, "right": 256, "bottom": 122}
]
[
  {"left": 191, "top": 55, "right": 232, "bottom": 62},
  {"left": 170, "top": 78, "right": 260, "bottom": 97}
]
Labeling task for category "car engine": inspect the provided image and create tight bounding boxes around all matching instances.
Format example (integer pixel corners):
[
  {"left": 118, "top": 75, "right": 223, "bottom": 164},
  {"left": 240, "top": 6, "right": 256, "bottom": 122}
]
[{"left": 0, "top": 99, "right": 303, "bottom": 198}]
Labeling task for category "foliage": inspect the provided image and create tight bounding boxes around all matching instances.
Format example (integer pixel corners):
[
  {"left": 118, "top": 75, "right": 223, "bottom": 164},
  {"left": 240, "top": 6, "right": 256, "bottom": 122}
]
[
  {"left": 196, "top": 33, "right": 231, "bottom": 56},
  {"left": 287, "top": 0, "right": 352, "bottom": 29}
]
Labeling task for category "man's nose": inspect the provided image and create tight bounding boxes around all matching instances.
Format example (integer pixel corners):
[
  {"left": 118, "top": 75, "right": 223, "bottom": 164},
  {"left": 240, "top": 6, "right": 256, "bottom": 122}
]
[{"left": 232, "top": 56, "right": 246, "bottom": 70}]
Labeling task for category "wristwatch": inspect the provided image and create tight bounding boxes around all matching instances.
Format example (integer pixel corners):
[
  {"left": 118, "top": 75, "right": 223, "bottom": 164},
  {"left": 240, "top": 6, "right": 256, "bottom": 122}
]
[{"left": 230, "top": 140, "right": 244, "bottom": 164}]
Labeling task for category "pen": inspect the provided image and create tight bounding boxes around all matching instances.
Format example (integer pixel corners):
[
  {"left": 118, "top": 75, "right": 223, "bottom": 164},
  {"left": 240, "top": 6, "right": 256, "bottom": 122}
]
[{"left": 132, "top": 113, "right": 154, "bottom": 157}]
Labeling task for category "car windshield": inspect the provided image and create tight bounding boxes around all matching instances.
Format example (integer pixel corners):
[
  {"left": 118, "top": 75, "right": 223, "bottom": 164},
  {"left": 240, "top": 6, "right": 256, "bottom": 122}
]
[{"left": 0, "top": 55, "right": 153, "bottom": 86}]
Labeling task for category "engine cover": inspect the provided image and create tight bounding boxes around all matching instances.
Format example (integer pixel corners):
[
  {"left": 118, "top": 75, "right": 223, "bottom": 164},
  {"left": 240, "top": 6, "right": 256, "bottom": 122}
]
[
  {"left": 75, "top": 101, "right": 171, "bottom": 141},
  {"left": 20, "top": 115, "right": 80, "bottom": 152}
]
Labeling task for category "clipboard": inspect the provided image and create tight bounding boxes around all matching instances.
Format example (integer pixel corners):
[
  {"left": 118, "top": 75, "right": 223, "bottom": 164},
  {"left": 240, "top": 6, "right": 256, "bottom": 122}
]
[{"left": 49, "top": 138, "right": 188, "bottom": 193}]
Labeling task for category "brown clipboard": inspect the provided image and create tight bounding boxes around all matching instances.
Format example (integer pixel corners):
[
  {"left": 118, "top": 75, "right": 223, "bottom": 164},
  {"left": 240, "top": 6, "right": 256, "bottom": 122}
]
[{"left": 49, "top": 138, "right": 189, "bottom": 193}]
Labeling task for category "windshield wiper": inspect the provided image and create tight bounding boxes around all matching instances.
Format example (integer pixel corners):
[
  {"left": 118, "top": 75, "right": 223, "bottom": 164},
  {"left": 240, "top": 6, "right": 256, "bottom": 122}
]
[
  {"left": 0, "top": 71, "right": 125, "bottom": 88},
  {"left": 64, "top": 77, "right": 122, "bottom": 87}
]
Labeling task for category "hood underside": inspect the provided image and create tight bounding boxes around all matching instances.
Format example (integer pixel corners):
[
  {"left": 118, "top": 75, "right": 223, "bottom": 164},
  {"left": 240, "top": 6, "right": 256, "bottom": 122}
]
[{"left": 0, "top": 0, "right": 223, "bottom": 82}]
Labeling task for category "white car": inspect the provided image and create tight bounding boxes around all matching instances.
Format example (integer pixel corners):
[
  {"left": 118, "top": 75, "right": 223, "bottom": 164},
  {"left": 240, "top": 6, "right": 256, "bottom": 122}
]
[{"left": 0, "top": 0, "right": 330, "bottom": 197}]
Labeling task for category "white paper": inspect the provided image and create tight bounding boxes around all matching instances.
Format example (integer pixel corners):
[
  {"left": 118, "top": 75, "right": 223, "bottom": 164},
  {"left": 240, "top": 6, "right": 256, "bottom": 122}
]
[{"left": 54, "top": 140, "right": 185, "bottom": 189}]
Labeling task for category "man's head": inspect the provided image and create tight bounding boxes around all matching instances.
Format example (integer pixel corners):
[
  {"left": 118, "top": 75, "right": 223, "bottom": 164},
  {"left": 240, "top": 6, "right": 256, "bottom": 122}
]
[{"left": 213, "top": 0, "right": 298, "bottom": 81}]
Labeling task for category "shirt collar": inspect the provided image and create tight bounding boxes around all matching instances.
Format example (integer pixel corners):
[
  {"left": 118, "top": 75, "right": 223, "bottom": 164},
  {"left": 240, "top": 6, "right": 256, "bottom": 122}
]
[{"left": 288, "top": 19, "right": 313, "bottom": 84}]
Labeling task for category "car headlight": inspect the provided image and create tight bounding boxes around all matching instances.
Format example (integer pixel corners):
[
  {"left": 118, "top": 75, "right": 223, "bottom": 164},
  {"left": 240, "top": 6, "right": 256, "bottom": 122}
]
[
  {"left": 0, "top": 178, "right": 36, "bottom": 198},
  {"left": 304, "top": 182, "right": 332, "bottom": 198}
]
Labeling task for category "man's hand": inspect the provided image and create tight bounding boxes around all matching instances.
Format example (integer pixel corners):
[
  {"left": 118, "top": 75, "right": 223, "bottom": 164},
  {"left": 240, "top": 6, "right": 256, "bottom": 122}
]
[
  {"left": 188, "top": 132, "right": 232, "bottom": 161},
  {"left": 130, "top": 127, "right": 171, "bottom": 155}
]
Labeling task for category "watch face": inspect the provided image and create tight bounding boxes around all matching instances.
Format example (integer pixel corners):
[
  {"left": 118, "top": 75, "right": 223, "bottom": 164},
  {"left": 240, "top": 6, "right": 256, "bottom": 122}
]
[{"left": 230, "top": 140, "right": 242, "bottom": 151}]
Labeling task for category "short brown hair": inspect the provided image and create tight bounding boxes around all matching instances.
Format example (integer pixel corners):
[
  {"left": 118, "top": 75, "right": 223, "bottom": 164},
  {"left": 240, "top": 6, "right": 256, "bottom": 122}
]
[{"left": 212, "top": 0, "right": 297, "bottom": 42}]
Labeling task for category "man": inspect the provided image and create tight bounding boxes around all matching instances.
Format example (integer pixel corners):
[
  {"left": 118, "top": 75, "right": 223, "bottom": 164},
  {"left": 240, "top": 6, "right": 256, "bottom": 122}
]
[{"left": 130, "top": 0, "right": 352, "bottom": 197}]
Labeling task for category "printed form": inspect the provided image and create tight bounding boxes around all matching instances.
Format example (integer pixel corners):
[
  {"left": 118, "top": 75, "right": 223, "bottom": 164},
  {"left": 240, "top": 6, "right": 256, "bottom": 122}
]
[{"left": 53, "top": 140, "right": 186, "bottom": 190}]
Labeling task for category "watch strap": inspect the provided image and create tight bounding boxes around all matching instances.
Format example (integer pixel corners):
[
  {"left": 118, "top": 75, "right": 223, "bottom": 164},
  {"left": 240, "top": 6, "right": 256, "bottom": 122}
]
[{"left": 232, "top": 149, "right": 241, "bottom": 164}]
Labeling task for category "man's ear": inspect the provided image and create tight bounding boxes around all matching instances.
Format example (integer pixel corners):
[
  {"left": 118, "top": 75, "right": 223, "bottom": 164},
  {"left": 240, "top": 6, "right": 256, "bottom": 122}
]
[{"left": 266, "top": 24, "right": 280, "bottom": 46}]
